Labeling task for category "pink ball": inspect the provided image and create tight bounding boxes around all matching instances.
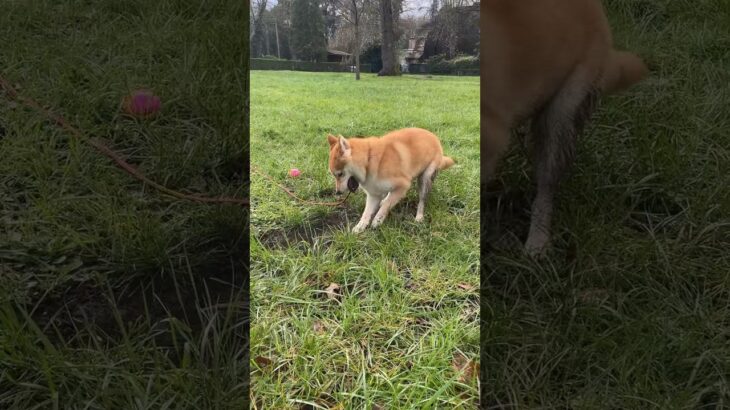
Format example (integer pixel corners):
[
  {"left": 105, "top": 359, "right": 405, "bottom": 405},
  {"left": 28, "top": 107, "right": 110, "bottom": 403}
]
[
  {"left": 289, "top": 168, "right": 301, "bottom": 177},
  {"left": 122, "top": 89, "right": 161, "bottom": 118}
]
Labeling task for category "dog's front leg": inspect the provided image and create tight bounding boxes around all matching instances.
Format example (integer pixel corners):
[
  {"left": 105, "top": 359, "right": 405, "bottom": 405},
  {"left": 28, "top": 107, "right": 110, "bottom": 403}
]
[
  {"left": 352, "top": 193, "right": 381, "bottom": 233},
  {"left": 371, "top": 184, "right": 409, "bottom": 229}
]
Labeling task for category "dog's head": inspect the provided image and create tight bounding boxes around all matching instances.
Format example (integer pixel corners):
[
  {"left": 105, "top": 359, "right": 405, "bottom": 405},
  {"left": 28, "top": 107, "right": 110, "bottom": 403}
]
[{"left": 327, "top": 134, "right": 358, "bottom": 194}]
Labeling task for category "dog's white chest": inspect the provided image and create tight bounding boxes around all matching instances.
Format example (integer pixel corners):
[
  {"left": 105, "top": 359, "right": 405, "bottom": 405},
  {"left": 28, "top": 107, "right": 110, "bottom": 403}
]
[{"left": 361, "top": 179, "right": 392, "bottom": 197}]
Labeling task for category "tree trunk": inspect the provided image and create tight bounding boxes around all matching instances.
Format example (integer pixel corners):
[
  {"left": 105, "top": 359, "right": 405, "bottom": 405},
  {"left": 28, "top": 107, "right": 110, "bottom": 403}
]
[
  {"left": 378, "top": 0, "right": 398, "bottom": 76},
  {"left": 353, "top": 0, "right": 361, "bottom": 80},
  {"left": 275, "top": 22, "right": 281, "bottom": 58},
  {"left": 264, "top": 22, "right": 270, "bottom": 56},
  {"left": 355, "top": 38, "right": 361, "bottom": 80}
]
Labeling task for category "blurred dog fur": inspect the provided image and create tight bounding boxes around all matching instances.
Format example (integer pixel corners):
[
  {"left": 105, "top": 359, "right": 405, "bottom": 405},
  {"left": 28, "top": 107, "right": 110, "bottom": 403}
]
[{"left": 481, "top": 0, "right": 648, "bottom": 254}]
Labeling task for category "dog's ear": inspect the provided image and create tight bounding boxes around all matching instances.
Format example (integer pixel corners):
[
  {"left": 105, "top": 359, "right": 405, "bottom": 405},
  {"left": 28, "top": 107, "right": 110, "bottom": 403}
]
[
  {"left": 338, "top": 136, "right": 351, "bottom": 157},
  {"left": 327, "top": 134, "right": 338, "bottom": 147}
]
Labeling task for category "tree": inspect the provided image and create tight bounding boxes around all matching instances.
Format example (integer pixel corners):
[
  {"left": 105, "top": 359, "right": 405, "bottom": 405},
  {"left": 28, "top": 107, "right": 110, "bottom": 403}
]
[
  {"left": 250, "top": 0, "right": 268, "bottom": 57},
  {"left": 422, "top": 1, "right": 479, "bottom": 60},
  {"left": 268, "top": 0, "right": 295, "bottom": 59},
  {"left": 335, "top": 0, "right": 367, "bottom": 79},
  {"left": 323, "top": 0, "right": 339, "bottom": 40},
  {"left": 378, "top": 0, "right": 400, "bottom": 76},
  {"left": 430, "top": 0, "right": 439, "bottom": 20},
  {"left": 291, "top": 0, "right": 328, "bottom": 61}
]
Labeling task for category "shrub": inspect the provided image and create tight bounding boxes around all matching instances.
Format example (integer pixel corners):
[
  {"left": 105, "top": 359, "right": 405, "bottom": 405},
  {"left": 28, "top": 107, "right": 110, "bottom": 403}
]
[
  {"left": 250, "top": 58, "right": 372, "bottom": 73},
  {"left": 424, "top": 54, "right": 479, "bottom": 75}
]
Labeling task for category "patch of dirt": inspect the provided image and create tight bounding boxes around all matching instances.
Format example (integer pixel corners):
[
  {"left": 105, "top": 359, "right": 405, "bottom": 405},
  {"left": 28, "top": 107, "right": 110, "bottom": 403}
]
[
  {"left": 482, "top": 181, "right": 532, "bottom": 252},
  {"left": 257, "top": 208, "right": 357, "bottom": 249},
  {"left": 28, "top": 251, "right": 246, "bottom": 347}
]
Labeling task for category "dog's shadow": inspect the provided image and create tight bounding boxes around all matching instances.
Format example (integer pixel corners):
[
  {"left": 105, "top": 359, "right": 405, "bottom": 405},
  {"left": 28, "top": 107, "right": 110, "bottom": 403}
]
[{"left": 256, "top": 206, "right": 358, "bottom": 250}]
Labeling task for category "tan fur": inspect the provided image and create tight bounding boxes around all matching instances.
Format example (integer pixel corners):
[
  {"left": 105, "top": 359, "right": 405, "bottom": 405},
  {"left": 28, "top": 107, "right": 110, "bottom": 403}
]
[
  {"left": 327, "top": 127, "right": 454, "bottom": 233},
  {"left": 482, "top": 0, "right": 648, "bottom": 254}
]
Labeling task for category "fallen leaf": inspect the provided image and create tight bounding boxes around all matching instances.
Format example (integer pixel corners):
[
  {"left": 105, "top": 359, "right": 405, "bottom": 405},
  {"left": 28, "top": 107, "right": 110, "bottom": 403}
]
[
  {"left": 324, "top": 282, "right": 341, "bottom": 300},
  {"left": 452, "top": 351, "right": 478, "bottom": 384},
  {"left": 253, "top": 356, "right": 272, "bottom": 368},
  {"left": 577, "top": 288, "right": 609, "bottom": 305},
  {"left": 457, "top": 283, "right": 475, "bottom": 291},
  {"left": 312, "top": 320, "right": 326, "bottom": 334}
]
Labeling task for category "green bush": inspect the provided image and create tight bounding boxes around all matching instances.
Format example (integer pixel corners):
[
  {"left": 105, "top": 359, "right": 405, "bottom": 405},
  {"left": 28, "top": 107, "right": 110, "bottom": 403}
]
[{"left": 424, "top": 54, "right": 479, "bottom": 75}]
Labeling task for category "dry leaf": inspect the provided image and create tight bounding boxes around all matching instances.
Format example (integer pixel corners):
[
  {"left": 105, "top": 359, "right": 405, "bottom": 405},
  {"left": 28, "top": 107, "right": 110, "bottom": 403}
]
[
  {"left": 324, "top": 282, "right": 341, "bottom": 300},
  {"left": 577, "top": 288, "right": 609, "bottom": 305},
  {"left": 452, "top": 351, "right": 478, "bottom": 384},
  {"left": 313, "top": 320, "right": 326, "bottom": 334},
  {"left": 457, "top": 283, "right": 475, "bottom": 291},
  {"left": 253, "top": 356, "right": 272, "bottom": 369}
]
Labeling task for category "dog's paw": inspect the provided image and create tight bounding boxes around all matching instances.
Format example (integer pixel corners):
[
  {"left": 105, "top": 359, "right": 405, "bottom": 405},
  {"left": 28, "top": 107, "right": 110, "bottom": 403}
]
[
  {"left": 415, "top": 214, "right": 424, "bottom": 223},
  {"left": 524, "top": 235, "right": 549, "bottom": 257},
  {"left": 352, "top": 223, "right": 367, "bottom": 234},
  {"left": 371, "top": 215, "right": 385, "bottom": 228}
]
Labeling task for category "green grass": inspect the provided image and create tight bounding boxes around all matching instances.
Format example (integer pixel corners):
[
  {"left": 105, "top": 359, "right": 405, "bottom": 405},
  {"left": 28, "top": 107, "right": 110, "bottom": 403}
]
[
  {"left": 0, "top": 1, "right": 247, "bottom": 408},
  {"left": 483, "top": 0, "right": 730, "bottom": 407},
  {"left": 249, "top": 71, "right": 479, "bottom": 408}
]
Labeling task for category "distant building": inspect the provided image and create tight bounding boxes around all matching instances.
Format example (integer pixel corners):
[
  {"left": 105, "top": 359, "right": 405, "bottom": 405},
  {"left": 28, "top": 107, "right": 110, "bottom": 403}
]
[
  {"left": 326, "top": 49, "right": 351, "bottom": 64},
  {"left": 403, "top": 35, "right": 427, "bottom": 65}
]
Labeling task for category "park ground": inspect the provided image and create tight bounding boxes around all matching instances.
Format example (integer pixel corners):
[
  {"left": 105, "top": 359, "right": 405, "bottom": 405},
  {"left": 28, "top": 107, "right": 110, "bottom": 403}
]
[
  {"left": 0, "top": 1, "right": 247, "bottom": 408},
  {"left": 483, "top": 0, "right": 730, "bottom": 407},
  {"left": 249, "top": 71, "right": 480, "bottom": 408}
]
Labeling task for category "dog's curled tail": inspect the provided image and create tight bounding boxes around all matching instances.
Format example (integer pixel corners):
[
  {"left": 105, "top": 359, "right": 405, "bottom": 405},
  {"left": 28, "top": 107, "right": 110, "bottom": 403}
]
[
  {"left": 439, "top": 156, "right": 455, "bottom": 170},
  {"left": 601, "top": 50, "right": 649, "bottom": 94}
]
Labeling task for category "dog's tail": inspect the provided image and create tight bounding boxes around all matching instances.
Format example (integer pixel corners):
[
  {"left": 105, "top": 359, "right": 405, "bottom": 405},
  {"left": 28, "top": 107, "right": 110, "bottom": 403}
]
[
  {"left": 439, "top": 156, "right": 455, "bottom": 170},
  {"left": 600, "top": 50, "right": 649, "bottom": 94}
]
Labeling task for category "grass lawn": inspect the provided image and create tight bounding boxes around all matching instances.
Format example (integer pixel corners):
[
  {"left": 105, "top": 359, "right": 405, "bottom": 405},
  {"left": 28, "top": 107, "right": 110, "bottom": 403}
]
[
  {"left": 249, "top": 71, "right": 480, "bottom": 408},
  {"left": 483, "top": 0, "right": 730, "bottom": 407},
  {"left": 0, "top": 1, "right": 247, "bottom": 408}
]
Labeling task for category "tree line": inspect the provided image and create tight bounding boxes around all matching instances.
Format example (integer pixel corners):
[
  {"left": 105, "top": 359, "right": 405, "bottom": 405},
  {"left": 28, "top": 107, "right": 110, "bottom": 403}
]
[{"left": 250, "top": 0, "right": 479, "bottom": 79}]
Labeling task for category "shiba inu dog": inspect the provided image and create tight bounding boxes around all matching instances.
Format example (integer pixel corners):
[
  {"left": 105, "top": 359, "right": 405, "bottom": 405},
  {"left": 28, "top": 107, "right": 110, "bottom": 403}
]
[
  {"left": 327, "top": 127, "right": 455, "bottom": 233},
  {"left": 482, "top": 0, "right": 648, "bottom": 254}
]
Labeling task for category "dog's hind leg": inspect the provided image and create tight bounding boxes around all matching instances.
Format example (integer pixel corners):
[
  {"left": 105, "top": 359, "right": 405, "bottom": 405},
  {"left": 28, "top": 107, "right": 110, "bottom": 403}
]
[
  {"left": 415, "top": 162, "right": 439, "bottom": 222},
  {"left": 525, "top": 74, "right": 599, "bottom": 255}
]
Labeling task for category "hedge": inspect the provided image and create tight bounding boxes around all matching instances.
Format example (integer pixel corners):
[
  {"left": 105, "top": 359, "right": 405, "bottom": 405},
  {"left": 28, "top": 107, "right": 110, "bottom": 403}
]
[
  {"left": 251, "top": 58, "right": 372, "bottom": 73},
  {"left": 406, "top": 54, "right": 479, "bottom": 76}
]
